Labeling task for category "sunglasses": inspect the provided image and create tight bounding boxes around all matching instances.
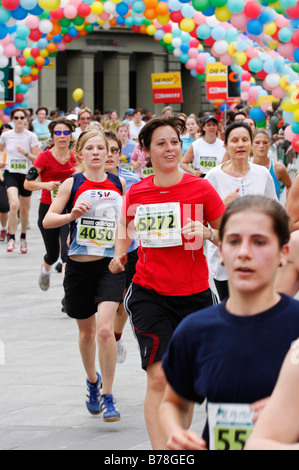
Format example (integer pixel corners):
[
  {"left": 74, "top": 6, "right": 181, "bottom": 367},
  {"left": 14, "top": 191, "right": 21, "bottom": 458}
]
[
  {"left": 14, "top": 116, "right": 25, "bottom": 120},
  {"left": 54, "top": 130, "right": 71, "bottom": 136},
  {"left": 80, "top": 117, "right": 91, "bottom": 121}
]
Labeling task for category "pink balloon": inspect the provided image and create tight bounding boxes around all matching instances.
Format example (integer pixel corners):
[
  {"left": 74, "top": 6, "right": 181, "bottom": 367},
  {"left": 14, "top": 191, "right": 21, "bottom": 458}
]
[
  {"left": 188, "top": 47, "right": 199, "bottom": 59},
  {"left": 248, "top": 86, "right": 259, "bottom": 98},
  {"left": 100, "top": 11, "right": 110, "bottom": 21},
  {"left": 196, "top": 54, "right": 207, "bottom": 64},
  {"left": 241, "top": 91, "right": 249, "bottom": 101},
  {"left": 246, "top": 46, "right": 258, "bottom": 58},
  {"left": 0, "top": 35, "right": 11, "bottom": 46},
  {"left": 260, "top": 101, "right": 270, "bottom": 113},
  {"left": 70, "top": 0, "right": 81, "bottom": 5},
  {"left": 186, "top": 58, "right": 197, "bottom": 70},
  {"left": 57, "top": 42, "right": 67, "bottom": 51},
  {"left": 230, "top": 13, "right": 248, "bottom": 31},
  {"left": 64, "top": 5, "right": 77, "bottom": 19},
  {"left": 219, "top": 52, "right": 234, "bottom": 66},
  {"left": 3, "top": 43, "right": 17, "bottom": 57},
  {"left": 271, "top": 86, "right": 286, "bottom": 100},
  {"left": 285, "top": 125, "right": 296, "bottom": 142},
  {"left": 2, "top": 115, "right": 10, "bottom": 123},
  {"left": 194, "top": 12, "right": 206, "bottom": 25},
  {"left": 25, "top": 15, "right": 39, "bottom": 29},
  {"left": 240, "top": 81, "right": 250, "bottom": 92},
  {"left": 275, "top": 15, "right": 290, "bottom": 28}
]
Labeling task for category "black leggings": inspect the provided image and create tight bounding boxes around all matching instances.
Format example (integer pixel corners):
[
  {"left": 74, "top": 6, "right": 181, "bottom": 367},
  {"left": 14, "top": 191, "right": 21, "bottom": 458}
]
[
  {"left": 213, "top": 278, "right": 229, "bottom": 302},
  {"left": 38, "top": 203, "right": 69, "bottom": 266}
]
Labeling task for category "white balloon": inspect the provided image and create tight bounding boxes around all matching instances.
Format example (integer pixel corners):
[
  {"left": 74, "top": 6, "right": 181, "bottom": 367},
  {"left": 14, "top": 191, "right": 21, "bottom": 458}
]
[
  {"left": 213, "top": 39, "right": 228, "bottom": 55},
  {"left": 265, "top": 72, "right": 280, "bottom": 89},
  {"left": 104, "top": 1, "right": 116, "bottom": 14},
  {"left": 0, "top": 56, "right": 9, "bottom": 68},
  {"left": 39, "top": 19, "right": 53, "bottom": 35}
]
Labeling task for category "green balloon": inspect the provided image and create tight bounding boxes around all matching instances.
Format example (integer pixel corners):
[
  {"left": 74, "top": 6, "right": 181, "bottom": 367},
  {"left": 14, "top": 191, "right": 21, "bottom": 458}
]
[
  {"left": 291, "top": 63, "right": 299, "bottom": 73},
  {"left": 197, "top": 73, "right": 206, "bottom": 82},
  {"left": 39, "top": 10, "right": 49, "bottom": 19},
  {"left": 59, "top": 18, "right": 72, "bottom": 27},
  {"left": 72, "top": 15, "right": 85, "bottom": 26},
  {"left": 166, "top": 44, "right": 175, "bottom": 52},
  {"left": 256, "top": 118, "right": 266, "bottom": 128},
  {"left": 60, "top": 26, "right": 69, "bottom": 35},
  {"left": 85, "top": 24, "right": 94, "bottom": 33},
  {"left": 192, "top": 0, "right": 210, "bottom": 11},
  {"left": 25, "top": 57, "right": 35, "bottom": 66},
  {"left": 211, "top": 0, "right": 227, "bottom": 6}
]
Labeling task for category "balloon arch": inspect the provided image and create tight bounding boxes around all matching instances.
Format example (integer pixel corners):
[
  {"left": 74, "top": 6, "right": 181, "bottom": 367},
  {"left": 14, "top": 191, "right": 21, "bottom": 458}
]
[{"left": 0, "top": 0, "right": 299, "bottom": 150}]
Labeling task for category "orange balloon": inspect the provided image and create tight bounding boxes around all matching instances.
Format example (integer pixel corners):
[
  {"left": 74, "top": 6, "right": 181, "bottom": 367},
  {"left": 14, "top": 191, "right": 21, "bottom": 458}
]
[
  {"left": 144, "top": 0, "right": 158, "bottom": 7},
  {"left": 51, "top": 20, "right": 61, "bottom": 36},
  {"left": 79, "top": 29, "right": 87, "bottom": 36},
  {"left": 156, "top": 1, "right": 168, "bottom": 15},
  {"left": 22, "top": 75, "right": 32, "bottom": 84},
  {"left": 144, "top": 7, "right": 157, "bottom": 19},
  {"left": 46, "top": 42, "right": 57, "bottom": 53},
  {"left": 140, "top": 24, "right": 147, "bottom": 34},
  {"left": 46, "top": 34, "right": 53, "bottom": 41},
  {"left": 35, "top": 56, "right": 45, "bottom": 67},
  {"left": 110, "top": 17, "right": 117, "bottom": 26}
]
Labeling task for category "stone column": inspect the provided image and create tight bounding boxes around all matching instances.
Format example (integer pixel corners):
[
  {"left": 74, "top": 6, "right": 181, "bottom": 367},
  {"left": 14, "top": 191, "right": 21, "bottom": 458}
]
[
  {"left": 136, "top": 53, "right": 165, "bottom": 115},
  {"left": 103, "top": 52, "right": 130, "bottom": 117},
  {"left": 38, "top": 56, "right": 56, "bottom": 112},
  {"left": 67, "top": 52, "right": 94, "bottom": 111}
]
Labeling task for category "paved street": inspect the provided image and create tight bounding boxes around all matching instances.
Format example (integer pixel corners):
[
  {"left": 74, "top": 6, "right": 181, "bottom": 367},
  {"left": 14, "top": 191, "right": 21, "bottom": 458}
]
[{"left": 0, "top": 192, "right": 205, "bottom": 450}]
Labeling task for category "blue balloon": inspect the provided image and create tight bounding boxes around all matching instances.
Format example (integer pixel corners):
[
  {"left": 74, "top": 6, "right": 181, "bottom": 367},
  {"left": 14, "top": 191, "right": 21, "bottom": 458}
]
[
  {"left": 10, "top": 5, "right": 28, "bottom": 20},
  {"left": 294, "top": 47, "right": 299, "bottom": 63},
  {"left": 249, "top": 107, "right": 266, "bottom": 122},
  {"left": 0, "top": 7, "right": 11, "bottom": 24},
  {"left": 116, "top": 2, "right": 129, "bottom": 16},
  {"left": 53, "top": 34, "right": 63, "bottom": 43},
  {"left": 247, "top": 19, "right": 263, "bottom": 36},
  {"left": 0, "top": 23, "right": 7, "bottom": 40},
  {"left": 203, "top": 4, "right": 215, "bottom": 16},
  {"left": 28, "top": 4, "right": 43, "bottom": 15},
  {"left": 20, "top": 0, "right": 37, "bottom": 10},
  {"left": 180, "top": 43, "right": 189, "bottom": 53}
]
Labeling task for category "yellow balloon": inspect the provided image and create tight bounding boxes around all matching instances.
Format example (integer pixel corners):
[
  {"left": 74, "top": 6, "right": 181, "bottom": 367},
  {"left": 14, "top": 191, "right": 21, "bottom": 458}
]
[
  {"left": 234, "top": 51, "right": 247, "bottom": 66},
  {"left": 163, "top": 33, "right": 173, "bottom": 44},
  {"left": 281, "top": 98, "right": 297, "bottom": 113},
  {"left": 280, "top": 75, "right": 290, "bottom": 89},
  {"left": 23, "top": 48, "right": 31, "bottom": 58},
  {"left": 38, "top": 0, "right": 60, "bottom": 11},
  {"left": 72, "top": 88, "right": 84, "bottom": 102},
  {"left": 146, "top": 25, "right": 156, "bottom": 36},
  {"left": 294, "top": 109, "right": 299, "bottom": 122},
  {"left": 263, "top": 22, "right": 277, "bottom": 36},
  {"left": 180, "top": 18, "right": 195, "bottom": 33},
  {"left": 91, "top": 1, "right": 104, "bottom": 15},
  {"left": 156, "top": 14, "right": 170, "bottom": 25},
  {"left": 227, "top": 42, "right": 237, "bottom": 56},
  {"left": 215, "top": 6, "right": 232, "bottom": 22}
]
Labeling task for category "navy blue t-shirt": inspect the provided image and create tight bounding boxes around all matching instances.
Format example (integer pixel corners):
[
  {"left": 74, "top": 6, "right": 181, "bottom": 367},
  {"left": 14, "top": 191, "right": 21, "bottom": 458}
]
[{"left": 162, "top": 294, "right": 299, "bottom": 447}]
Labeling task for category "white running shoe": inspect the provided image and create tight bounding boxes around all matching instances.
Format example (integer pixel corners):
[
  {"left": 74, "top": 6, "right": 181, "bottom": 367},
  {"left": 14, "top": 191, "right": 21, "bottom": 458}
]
[
  {"left": 6, "top": 238, "right": 15, "bottom": 252},
  {"left": 116, "top": 336, "right": 127, "bottom": 363}
]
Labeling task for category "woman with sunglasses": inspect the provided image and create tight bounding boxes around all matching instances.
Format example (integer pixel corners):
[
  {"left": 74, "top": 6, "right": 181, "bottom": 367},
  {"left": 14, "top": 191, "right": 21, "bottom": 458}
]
[
  {"left": 24, "top": 117, "right": 76, "bottom": 293},
  {"left": 0, "top": 107, "right": 39, "bottom": 253}
]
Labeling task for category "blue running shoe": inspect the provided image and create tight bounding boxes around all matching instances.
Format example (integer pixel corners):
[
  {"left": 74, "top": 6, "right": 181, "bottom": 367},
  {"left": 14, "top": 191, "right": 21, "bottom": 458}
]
[
  {"left": 100, "top": 394, "right": 120, "bottom": 422},
  {"left": 86, "top": 372, "right": 102, "bottom": 415}
]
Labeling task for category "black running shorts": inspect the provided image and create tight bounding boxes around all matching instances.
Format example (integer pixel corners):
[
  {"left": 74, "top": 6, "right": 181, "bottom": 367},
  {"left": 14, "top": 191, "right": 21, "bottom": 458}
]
[{"left": 124, "top": 282, "right": 214, "bottom": 370}]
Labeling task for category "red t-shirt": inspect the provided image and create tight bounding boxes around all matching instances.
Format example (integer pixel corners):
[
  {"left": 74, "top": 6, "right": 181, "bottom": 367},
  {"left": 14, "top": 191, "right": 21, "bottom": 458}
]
[
  {"left": 33, "top": 148, "right": 76, "bottom": 205},
  {"left": 123, "top": 173, "right": 225, "bottom": 296}
]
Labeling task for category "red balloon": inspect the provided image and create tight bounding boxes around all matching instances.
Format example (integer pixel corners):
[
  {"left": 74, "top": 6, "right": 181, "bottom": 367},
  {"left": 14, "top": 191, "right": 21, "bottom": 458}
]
[
  {"left": 18, "top": 56, "right": 26, "bottom": 66},
  {"left": 77, "top": 3, "right": 91, "bottom": 17},
  {"left": 189, "top": 39, "right": 199, "bottom": 48},
  {"left": 242, "top": 71, "right": 251, "bottom": 81},
  {"left": 256, "top": 70, "right": 267, "bottom": 79},
  {"left": 31, "top": 47, "right": 40, "bottom": 58},
  {"left": 244, "top": 1, "right": 261, "bottom": 18},
  {"left": 204, "top": 37, "right": 215, "bottom": 47},
  {"left": 196, "top": 63, "right": 205, "bottom": 74},
  {"left": 162, "top": 23, "right": 172, "bottom": 33},
  {"left": 169, "top": 10, "right": 183, "bottom": 23},
  {"left": 292, "top": 135, "right": 299, "bottom": 152},
  {"left": 292, "top": 30, "right": 299, "bottom": 47},
  {"left": 29, "top": 28, "right": 42, "bottom": 41},
  {"left": 287, "top": 5, "right": 299, "bottom": 18},
  {"left": 15, "top": 93, "right": 24, "bottom": 103},
  {"left": 50, "top": 8, "right": 64, "bottom": 20},
  {"left": 63, "top": 34, "right": 72, "bottom": 43},
  {"left": 1, "top": 0, "right": 20, "bottom": 11}
]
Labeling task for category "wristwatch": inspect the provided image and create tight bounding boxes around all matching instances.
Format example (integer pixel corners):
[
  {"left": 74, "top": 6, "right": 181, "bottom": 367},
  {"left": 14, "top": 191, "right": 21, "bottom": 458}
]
[{"left": 209, "top": 227, "right": 215, "bottom": 242}]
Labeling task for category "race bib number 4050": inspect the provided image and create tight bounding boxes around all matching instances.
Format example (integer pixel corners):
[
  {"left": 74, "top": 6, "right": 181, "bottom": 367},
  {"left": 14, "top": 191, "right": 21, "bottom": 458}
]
[
  {"left": 134, "top": 202, "right": 182, "bottom": 248},
  {"left": 208, "top": 402, "right": 255, "bottom": 450},
  {"left": 77, "top": 217, "right": 116, "bottom": 248}
]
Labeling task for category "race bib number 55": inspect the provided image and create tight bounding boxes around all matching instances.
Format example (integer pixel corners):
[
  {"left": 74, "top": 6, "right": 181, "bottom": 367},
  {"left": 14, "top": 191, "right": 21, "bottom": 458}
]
[{"left": 208, "top": 402, "right": 255, "bottom": 450}]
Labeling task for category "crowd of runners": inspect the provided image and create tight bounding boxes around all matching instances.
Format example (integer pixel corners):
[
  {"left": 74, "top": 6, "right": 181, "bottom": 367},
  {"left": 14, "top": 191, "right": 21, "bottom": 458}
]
[{"left": 1, "top": 101, "right": 299, "bottom": 450}]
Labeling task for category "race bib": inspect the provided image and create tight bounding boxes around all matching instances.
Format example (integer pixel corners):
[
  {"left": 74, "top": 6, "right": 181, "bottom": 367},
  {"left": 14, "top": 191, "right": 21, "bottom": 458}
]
[
  {"left": 199, "top": 156, "right": 217, "bottom": 173},
  {"left": 141, "top": 167, "right": 155, "bottom": 177},
  {"left": 77, "top": 216, "right": 116, "bottom": 248},
  {"left": 121, "top": 162, "right": 133, "bottom": 172},
  {"left": 9, "top": 159, "right": 28, "bottom": 174},
  {"left": 208, "top": 402, "right": 255, "bottom": 451},
  {"left": 134, "top": 202, "right": 182, "bottom": 248}
]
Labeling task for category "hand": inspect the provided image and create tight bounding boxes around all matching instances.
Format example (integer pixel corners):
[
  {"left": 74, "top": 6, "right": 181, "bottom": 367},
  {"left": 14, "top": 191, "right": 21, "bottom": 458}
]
[
  {"left": 250, "top": 397, "right": 270, "bottom": 423},
  {"left": 45, "top": 181, "right": 60, "bottom": 191},
  {"left": 108, "top": 254, "right": 127, "bottom": 273},
  {"left": 182, "top": 218, "right": 210, "bottom": 239},
  {"left": 70, "top": 200, "right": 91, "bottom": 220},
  {"left": 194, "top": 170, "right": 203, "bottom": 177},
  {"left": 17, "top": 146, "right": 27, "bottom": 155},
  {"left": 167, "top": 429, "right": 207, "bottom": 450},
  {"left": 223, "top": 188, "right": 240, "bottom": 206},
  {"left": 0, "top": 161, "right": 6, "bottom": 169}
]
